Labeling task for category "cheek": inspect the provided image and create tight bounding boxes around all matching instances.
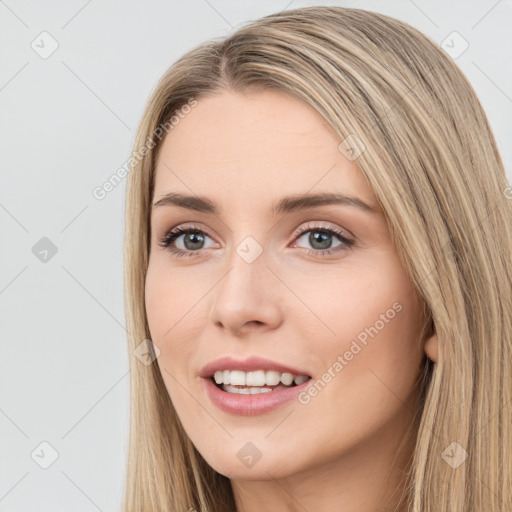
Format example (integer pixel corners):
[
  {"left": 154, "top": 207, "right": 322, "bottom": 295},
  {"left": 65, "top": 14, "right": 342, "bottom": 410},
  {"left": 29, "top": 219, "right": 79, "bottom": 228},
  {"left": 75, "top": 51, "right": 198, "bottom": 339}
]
[
  {"left": 318, "top": 253, "right": 423, "bottom": 351},
  {"left": 144, "top": 261, "right": 199, "bottom": 386},
  {"left": 145, "top": 258, "right": 168, "bottom": 334},
  {"left": 144, "top": 267, "right": 207, "bottom": 448},
  {"left": 284, "top": 282, "right": 424, "bottom": 465},
  {"left": 329, "top": 294, "right": 423, "bottom": 385},
  {"left": 144, "top": 258, "right": 202, "bottom": 342},
  {"left": 302, "top": 255, "right": 424, "bottom": 392}
]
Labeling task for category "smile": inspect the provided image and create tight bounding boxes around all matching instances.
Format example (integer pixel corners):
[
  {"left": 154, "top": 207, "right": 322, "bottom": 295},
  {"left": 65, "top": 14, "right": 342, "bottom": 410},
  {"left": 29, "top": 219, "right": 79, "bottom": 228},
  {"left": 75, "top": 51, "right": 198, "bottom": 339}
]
[
  {"left": 213, "top": 369, "right": 310, "bottom": 393},
  {"left": 203, "top": 373, "right": 312, "bottom": 415}
]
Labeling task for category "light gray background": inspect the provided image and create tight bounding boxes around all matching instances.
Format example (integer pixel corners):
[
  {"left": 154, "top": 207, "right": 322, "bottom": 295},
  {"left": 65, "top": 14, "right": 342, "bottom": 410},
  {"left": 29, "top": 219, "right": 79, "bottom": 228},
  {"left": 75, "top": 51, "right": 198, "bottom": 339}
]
[{"left": 1, "top": 1, "right": 511, "bottom": 510}]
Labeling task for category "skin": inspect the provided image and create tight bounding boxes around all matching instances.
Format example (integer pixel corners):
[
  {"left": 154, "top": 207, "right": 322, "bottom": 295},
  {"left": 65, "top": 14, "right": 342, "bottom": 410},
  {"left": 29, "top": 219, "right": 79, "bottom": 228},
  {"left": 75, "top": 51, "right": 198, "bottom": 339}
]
[{"left": 145, "top": 88, "right": 438, "bottom": 512}]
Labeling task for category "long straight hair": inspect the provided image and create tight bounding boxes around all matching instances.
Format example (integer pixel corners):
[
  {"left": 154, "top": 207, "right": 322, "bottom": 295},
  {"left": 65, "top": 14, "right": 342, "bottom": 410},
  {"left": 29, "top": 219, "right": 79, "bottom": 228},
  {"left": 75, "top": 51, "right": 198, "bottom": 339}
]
[{"left": 123, "top": 6, "right": 512, "bottom": 511}]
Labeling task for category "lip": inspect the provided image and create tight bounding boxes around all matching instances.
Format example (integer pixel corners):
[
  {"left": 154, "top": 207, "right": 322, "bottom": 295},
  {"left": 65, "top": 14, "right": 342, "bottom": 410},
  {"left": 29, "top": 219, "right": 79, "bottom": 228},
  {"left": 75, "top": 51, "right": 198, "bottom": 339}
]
[
  {"left": 199, "top": 355, "right": 312, "bottom": 416},
  {"left": 199, "top": 355, "right": 310, "bottom": 379},
  {"left": 202, "top": 375, "right": 311, "bottom": 415}
]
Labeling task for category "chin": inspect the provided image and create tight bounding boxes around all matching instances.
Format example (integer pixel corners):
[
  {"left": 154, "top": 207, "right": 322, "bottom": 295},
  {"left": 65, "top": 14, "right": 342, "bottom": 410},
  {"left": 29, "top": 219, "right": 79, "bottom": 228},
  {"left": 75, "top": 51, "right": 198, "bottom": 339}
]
[{"left": 200, "top": 446, "right": 300, "bottom": 481}]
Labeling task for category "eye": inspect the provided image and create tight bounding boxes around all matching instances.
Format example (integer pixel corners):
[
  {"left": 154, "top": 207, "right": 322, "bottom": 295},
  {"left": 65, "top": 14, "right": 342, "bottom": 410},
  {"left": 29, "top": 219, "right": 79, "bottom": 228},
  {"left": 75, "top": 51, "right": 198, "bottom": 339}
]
[
  {"left": 157, "top": 224, "right": 217, "bottom": 258},
  {"left": 157, "top": 221, "right": 355, "bottom": 258},
  {"left": 291, "top": 222, "right": 354, "bottom": 257}
]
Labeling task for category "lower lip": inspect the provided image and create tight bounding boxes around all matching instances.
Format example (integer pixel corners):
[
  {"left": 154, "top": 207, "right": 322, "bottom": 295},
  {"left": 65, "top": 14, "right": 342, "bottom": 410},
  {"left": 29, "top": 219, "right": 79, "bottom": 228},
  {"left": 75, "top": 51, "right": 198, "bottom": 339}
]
[{"left": 202, "top": 377, "right": 311, "bottom": 415}]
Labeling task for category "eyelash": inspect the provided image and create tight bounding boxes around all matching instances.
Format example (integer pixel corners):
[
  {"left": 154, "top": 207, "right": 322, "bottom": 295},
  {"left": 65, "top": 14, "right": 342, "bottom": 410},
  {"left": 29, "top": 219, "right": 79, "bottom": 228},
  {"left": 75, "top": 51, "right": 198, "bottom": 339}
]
[{"left": 157, "top": 222, "right": 355, "bottom": 259}]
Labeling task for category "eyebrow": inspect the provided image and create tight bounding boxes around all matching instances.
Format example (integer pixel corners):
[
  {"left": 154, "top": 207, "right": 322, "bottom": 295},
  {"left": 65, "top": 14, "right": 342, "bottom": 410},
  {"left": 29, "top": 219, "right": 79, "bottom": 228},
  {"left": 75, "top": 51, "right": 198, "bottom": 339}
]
[{"left": 151, "top": 191, "right": 379, "bottom": 216}]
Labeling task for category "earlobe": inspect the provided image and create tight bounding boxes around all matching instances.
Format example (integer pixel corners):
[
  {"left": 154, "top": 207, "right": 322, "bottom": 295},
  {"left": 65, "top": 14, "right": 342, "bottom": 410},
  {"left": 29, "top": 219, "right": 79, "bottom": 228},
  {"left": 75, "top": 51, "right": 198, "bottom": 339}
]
[{"left": 424, "top": 332, "right": 438, "bottom": 362}]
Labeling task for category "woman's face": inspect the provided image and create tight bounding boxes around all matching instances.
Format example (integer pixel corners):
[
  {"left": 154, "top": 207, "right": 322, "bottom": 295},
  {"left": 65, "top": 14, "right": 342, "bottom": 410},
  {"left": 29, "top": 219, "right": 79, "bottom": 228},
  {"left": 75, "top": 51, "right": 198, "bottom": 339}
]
[{"left": 145, "top": 88, "right": 429, "bottom": 480}]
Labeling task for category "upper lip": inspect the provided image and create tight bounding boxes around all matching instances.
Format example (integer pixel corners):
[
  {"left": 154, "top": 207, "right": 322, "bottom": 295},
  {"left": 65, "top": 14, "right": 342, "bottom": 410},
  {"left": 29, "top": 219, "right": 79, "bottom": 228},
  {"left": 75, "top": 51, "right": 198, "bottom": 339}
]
[{"left": 200, "top": 355, "right": 311, "bottom": 378}]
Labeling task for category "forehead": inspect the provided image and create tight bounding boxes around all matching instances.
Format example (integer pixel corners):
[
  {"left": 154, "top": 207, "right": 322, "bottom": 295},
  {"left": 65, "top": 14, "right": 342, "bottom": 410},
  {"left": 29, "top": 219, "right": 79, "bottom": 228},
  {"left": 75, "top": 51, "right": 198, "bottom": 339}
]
[{"left": 153, "top": 89, "right": 376, "bottom": 212}]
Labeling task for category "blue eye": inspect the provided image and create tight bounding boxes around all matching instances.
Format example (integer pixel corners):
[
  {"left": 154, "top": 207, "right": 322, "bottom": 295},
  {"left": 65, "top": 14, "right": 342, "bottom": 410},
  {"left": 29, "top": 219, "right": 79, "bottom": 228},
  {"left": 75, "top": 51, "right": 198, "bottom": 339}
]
[
  {"left": 292, "top": 228, "right": 352, "bottom": 254},
  {"left": 157, "top": 224, "right": 216, "bottom": 258},
  {"left": 158, "top": 222, "right": 354, "bottom": 258},
  {"left": 292, "top": 223, "right": 354, "bottom": 256}
]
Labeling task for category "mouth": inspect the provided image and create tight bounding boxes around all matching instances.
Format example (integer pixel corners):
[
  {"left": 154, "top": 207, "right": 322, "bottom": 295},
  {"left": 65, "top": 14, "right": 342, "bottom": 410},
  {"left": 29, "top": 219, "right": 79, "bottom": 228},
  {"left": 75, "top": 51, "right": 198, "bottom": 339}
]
[
  {"left": 202, "top": 370, "right": 313, "bottom": 415},
  {"left": 209, "top": 370, "right": 312, "bottom": 395},
  {"left": 199, "top": 356, "right": 313, "bottom": 413}
]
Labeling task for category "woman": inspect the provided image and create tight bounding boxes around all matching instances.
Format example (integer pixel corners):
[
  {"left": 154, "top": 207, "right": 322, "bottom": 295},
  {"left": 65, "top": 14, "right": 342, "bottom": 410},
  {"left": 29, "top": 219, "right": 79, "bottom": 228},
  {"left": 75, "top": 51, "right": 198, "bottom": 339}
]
[{"left": 123, "top": 6, "right": 512, "bottom": 511}]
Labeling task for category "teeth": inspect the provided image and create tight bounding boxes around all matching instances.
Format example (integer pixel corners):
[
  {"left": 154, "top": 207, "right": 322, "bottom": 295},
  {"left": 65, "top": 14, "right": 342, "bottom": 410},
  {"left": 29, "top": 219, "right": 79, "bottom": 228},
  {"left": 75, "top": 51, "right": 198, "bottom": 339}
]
[
  {"left": 223, "top": 384, "right": 291, "bottom": 394},
  {"left": 213, "top": 369, "right": 309, "bottom": 387},
  {"left": 265, "top": 370, "right": 281, "bottom": 386},
  {"left": 280, "top": 373, "right": 294, "bottom": 386},
  {"left": 230, "top": 370, "right": 246, "bottom": 386},
  {"left": 246, "top": 370, "right": 266, "bottom": 387}
]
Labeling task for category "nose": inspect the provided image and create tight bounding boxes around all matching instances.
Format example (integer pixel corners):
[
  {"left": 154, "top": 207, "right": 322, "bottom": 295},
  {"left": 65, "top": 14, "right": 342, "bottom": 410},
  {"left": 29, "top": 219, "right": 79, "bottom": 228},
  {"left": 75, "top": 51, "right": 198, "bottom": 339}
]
[{"left": 209, "top": 249, "right": 284, "bottom": 336}]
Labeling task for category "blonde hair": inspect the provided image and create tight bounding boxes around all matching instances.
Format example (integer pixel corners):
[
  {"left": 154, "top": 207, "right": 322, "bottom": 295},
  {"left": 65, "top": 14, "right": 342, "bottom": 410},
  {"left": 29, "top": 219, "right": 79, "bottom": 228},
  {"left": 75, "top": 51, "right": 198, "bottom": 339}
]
[{"left": 123, "top": 6, "right": 512, "bottom": 511}]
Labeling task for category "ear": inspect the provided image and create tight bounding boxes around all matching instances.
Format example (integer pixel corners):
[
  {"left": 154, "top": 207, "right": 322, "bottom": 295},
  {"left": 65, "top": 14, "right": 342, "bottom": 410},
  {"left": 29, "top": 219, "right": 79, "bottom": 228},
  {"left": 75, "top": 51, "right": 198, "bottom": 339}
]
[{"left": 424, "top": 332, "right": 438, "bottom": 362}]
